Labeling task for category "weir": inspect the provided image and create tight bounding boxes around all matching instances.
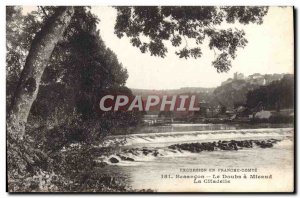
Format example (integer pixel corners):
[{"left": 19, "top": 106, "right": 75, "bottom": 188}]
[{"left": 103, "top": 127, "right": 293, "bottom": 147}]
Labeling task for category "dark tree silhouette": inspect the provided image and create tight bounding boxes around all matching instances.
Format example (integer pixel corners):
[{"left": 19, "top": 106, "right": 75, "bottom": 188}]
[
  {"left": 246, "top": 74, "right": 294, "bottom": 111},
  {"left": 114, "top": 6, "right": 268, "bottom": 72},
  {"left": 7, "top": 7, "right": 74, "bottom": 138}
]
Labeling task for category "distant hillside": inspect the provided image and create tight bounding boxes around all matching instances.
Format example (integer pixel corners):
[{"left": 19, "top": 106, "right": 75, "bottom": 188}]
[
  {"left": 246, "top": 74, "right": 294, "bottom": 110},
  {"left": 131, "top": 88, "right": 215, "bottom": 110},
  {"left": 211, "top": 79, "right": 260, "bottom": 108},
  {"left": 211, "top": 73, "right": 291, "bottom": 108},
  {"left": 131, "top": 87, "right": 214, "bottom": 96},
  {"left": 130, "top": 73, "right": 292, "bottom": 108}
]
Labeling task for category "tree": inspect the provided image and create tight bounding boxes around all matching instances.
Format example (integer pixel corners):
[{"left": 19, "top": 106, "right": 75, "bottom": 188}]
[
  {"left": 114, "top": 6, "right": 268, "bottom": 72},
  {"left": 32, "top": 7, "right": 129, "bottom": 123},
  {"left": 7, "top": 7, "right": 74, "bottom": 138},
  {"left": 7, "top": 6, "right": 139, "bottom": 141},
  {"left": 6, "top": 6, "right": 43, "bottom": 106}
]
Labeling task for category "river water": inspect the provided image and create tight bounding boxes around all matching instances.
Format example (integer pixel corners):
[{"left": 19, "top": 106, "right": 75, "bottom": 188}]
[{"left": 99, "top": 123, "right": 294, "bottom": 192}]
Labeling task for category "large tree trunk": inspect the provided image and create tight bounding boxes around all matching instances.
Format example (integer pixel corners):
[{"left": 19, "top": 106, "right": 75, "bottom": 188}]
[{"left": 7, "top": 7, "right": 74, "bottom": 139}]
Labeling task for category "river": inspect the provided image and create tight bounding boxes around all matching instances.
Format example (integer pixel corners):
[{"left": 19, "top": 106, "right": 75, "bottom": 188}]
[{"left": 98, "top": 123, "right": 294, "bottom": 192}]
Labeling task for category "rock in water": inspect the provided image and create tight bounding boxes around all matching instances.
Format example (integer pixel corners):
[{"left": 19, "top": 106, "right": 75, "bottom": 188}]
[
  {"left": 109, "top": 157, "right": 119, "bottom": 163},
  {"left": 153, "top": 150, "right": 159, "bottom": 156},
  {"left": 123, "top": 157, "right": 135, "bottom": 161},
  {"left": 117, "top": 154, "right": 135, "bottom": 161}
]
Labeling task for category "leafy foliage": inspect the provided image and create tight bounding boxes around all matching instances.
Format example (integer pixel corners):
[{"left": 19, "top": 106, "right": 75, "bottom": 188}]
[
  {"left": 114, "top": 6, "right": 268, "bottom": 72},
  {"left": 31, "top": 7, "right": 143, "bottom": 135}
]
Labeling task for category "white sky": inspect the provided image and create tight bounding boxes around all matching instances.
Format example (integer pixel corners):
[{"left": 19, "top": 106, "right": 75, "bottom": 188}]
[
  {"left": 92, "top": 6, "right": 294, "bottom": 89},
  {"left": 22, "top": 6, "right": 294, "bottom": 89}
]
